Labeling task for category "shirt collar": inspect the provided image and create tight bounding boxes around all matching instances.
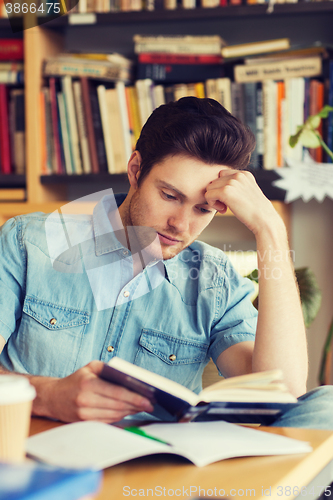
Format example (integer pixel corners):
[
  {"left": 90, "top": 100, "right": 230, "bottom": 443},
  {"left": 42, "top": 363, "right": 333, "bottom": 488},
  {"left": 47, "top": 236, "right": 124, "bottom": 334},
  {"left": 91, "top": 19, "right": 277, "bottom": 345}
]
[{"left": 92, "top": 193, "right": 127, "bottom": 256}]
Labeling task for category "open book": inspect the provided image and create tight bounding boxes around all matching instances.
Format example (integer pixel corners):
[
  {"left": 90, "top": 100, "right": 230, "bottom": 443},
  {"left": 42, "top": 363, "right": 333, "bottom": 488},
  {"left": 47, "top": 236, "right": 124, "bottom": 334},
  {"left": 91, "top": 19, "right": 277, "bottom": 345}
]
[
  {"left": 99, "top": 358, "right": 298, "bottom": 425},
  {"left": 26, "top": 420, "right": 312, "bottom": 470}
]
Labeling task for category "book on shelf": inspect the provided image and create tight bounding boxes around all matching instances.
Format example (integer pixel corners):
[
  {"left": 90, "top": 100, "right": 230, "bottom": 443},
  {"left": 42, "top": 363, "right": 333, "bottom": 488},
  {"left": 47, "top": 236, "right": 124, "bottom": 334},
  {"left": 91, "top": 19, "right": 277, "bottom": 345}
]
[
  {"left": 73, "top": 80, "right": 92, "bottom": 174},
  {"left": 26, "top": 420, "right": 312, "bottom": 470},
  {"left": 43, "top": 55, "right": 132, "bottom": 83},
  {"left": 234, "top": 56, "right": 322, "bottom": 83},
  {"left": 221, "top": 38, "right": 291, "bottom": 59},
  {"left": 133, "top": 35, "right": 226, "bottom": 56},
  {"left": 243, "top": 44, "right": 329, "bottom": 66},
  {"left": 0, "top": 84, "right": 12, "bottom": 174},
  {"left": 97, "top": 84, "right": 117, "bottom": 174},
  {"left": 10, "top": 88, "right": 25, "bottom": 175},
  {"left": 99, "top": 357, "right": 298, "bottom": 425},
  {"left": 80, "top": 77, "right": 100, "bottom": 174},
  {"left": 57, "top": 91, "right": 74, "bottom": 175},
  {"left": 0, "top": 39, "right": 23, "bottom": 61},
  {"left": 137, "top": 62, "right": 225, "bottom": 83},
  {"left": 0, "top": 461, "right": 102, "bottom": 500},
  {"left": 62, "top": 76, "right": 83, "bottom": 175},
  {"left": 309, "top": 78, "right": 324, "bottom": 163},
  {"left": 138, "top": 53, "right": 224, "bottom": 65}
]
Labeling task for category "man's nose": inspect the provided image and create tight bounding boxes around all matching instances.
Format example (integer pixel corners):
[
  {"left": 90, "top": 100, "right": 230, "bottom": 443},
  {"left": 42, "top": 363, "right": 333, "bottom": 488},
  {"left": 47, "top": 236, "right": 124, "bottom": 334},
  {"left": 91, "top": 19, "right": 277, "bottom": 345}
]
[{"left": 168, "top": 208, "right": 190, "bottom": 233}]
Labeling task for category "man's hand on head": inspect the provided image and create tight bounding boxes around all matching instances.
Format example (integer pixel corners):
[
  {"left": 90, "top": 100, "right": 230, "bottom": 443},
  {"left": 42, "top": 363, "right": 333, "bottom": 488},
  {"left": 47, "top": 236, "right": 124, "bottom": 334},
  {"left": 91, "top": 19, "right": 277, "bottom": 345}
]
[
  {"left": 205, "top": 169, "right": 283, "bottom": 236},
  {"left": 30, "top": 361, "right": 154, "bottom": 424}
]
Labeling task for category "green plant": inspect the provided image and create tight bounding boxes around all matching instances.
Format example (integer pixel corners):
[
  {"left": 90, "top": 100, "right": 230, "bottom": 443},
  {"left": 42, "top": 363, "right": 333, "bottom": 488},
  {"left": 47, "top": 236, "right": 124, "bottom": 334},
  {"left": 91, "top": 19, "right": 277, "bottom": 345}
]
[
  {"left": 289, "top": 105, "right": 333, "bottom": 161},
  {"left": 246, "top": 267, "right": 322, "bottom": 328}
]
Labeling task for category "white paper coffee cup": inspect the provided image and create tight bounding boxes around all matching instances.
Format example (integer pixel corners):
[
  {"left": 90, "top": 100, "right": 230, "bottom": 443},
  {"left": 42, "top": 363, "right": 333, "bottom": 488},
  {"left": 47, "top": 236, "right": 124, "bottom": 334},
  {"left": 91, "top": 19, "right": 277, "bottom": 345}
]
[{"left": 0, "top": 375, "right": 36, "bottom": 462}]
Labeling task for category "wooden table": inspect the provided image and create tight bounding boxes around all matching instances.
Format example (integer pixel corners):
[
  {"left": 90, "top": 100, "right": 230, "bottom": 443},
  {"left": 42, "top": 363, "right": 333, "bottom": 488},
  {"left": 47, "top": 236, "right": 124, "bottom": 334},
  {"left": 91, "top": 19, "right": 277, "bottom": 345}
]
[{"left": 29, "top": 417, "right": 333, "bottom": 500}]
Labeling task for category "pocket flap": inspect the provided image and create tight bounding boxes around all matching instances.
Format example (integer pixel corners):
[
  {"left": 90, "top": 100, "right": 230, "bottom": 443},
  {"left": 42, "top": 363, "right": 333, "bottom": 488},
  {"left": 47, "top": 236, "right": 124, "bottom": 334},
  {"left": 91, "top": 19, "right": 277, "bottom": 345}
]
[
  {"left": 23, "top": 296, "right": 89, "bottom": 330},
  {"left": 139, "top": 329, "right": 208, "bottom": 366}
]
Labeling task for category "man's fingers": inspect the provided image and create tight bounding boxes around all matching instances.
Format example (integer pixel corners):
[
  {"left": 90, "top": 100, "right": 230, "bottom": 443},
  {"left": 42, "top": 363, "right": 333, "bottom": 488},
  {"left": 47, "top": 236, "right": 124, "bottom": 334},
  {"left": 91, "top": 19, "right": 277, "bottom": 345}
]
[{"left": 95, "top": 380, "right": 154, "bottom": 412}]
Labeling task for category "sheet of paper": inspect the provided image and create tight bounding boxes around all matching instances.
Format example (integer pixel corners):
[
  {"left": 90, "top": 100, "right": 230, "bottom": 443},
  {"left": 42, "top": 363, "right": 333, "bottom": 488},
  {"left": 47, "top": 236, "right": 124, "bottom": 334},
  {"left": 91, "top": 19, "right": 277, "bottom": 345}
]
[
  {"left": 26, "top": 420, "right": 312, "bottom": 470},
  {"left": 26, "top": 421, "right": 167, "bottom": 470},
  {"left": 272, "top": 152, "right": 333, "bottom": 203},
  {"left": 141, "top": 421, "right": 312, "bottom": 467}
]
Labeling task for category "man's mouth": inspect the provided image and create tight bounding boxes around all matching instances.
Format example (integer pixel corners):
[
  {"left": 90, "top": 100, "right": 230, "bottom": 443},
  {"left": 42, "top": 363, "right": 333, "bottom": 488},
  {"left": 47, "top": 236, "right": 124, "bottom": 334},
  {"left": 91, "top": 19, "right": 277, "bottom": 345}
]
[{"left": 157, "top": 232, "right": 181, "bottom": 245}]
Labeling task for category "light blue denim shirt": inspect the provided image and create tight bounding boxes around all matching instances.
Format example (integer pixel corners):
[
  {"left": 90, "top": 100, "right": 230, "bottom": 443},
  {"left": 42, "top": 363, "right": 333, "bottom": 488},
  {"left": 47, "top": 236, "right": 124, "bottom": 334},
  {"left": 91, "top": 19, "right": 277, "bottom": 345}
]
[{"left": 0, "top": 193, "right": 257, "bottom": 396}]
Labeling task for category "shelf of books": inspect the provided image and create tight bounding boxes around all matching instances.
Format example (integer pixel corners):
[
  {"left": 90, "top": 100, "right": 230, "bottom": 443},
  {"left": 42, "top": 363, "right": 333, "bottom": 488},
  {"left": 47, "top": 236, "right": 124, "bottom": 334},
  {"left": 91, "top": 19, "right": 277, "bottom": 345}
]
[
  {"left": 3, "top": 3, "right": 333, "bottom": 226},
  {"left": 33, "top": 2, "right": 333, "bottom": 27}
]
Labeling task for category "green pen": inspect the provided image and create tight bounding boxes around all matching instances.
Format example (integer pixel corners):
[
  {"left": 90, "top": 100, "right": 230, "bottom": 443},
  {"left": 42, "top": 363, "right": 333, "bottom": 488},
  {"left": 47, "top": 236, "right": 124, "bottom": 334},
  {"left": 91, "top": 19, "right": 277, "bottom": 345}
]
[{"left": 124, "top": 426, "right": 171, "bottom": 446}]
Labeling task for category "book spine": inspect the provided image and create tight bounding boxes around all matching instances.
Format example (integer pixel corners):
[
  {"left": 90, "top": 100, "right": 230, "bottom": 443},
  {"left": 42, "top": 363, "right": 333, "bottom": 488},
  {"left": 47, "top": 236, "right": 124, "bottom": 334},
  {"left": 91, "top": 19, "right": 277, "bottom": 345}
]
[
  {"left": 39, "top": 90, "right": 48, "bottom": 175},
  {"left": 244, "top": 82, "right": 259, "bottom": 169},
  {"left": 134, "top": 43, "right": 222, "bottom": 56},
  {"left": 97, "top": 84, "right": 116, "bottom": 174},
  {"left": 0, "top": 39, "right": 24, "bottom": 61},
  {"left": 276, "top": 81, "right": 285, "bottom": 168},
  {"left": 128, "top": 86, "right": 142, "bottom": 145},
  {"left": 0, "top": 85, "right": 12, "bottom": 174},
  {"left": 42, "top": 88, "right": 56, "bottom": 174},
  {"left": 125, "top": 86, "right": 136, "bottom": 151},
  {"left": 255, "top": 81, "right": 264, "bottom": 170},
  {"left": 49, "top": 78, "right": 64, "bottom": 174},
  {"left": 216, "top": 77, "right": 232, "bottom": 113},
  {"left": 11, "top": 89, "right": 25, "bottom": 175},
  {"left": 138, "top": 53, "right": 223, "bottom": 65},
  {"left": 0, "top": 62, "right": 23, "bottom": 71},
  {"left": 230, "top": 82, "right": 245, "bottom": 124},
  {"left": 234, "top": 57, "right": 322, "bottom": 83},
  {"left": 0, "top": 71, "right": 24, "bottom": 84},
  {"left": 62, "top": 76, "right": 83, "bottom": 174},
  {"left": 205, "top": 78, "right": 218, "bottom": 102},
  {"left": 116, "top": 81, "right": 133, "bottom": 161},
  {"left": 44, "top": 60, "right": 130, "bottom": 83},
  {"left": 57, "top": 92, "right": 74, "bottom": 175},
  {"left": 194, "top": 82, "right": 205, "bottom": 98},
  {"left": 327, "top": 62, "right": 333, "bottom": 163},
  {"left": 135, "top": 79, "right": 154, "bottom": 128},
  {"left": 105, "top": 88, "right": 127, "bottom": 174},
  {"left": 73, "top": 81, "right": 92, "bottom": 174},
  {"left": 80, "top": 77, "right": 100, "bottom": 174},
  {"left": 137, "top": 63, "right": 224, "bottom": 83},
  {"left": 89, "top": 82, "right": 109, "bottom": 173},
  {"left": 263, "top": 80, "right": 277, "bottom": 170}
]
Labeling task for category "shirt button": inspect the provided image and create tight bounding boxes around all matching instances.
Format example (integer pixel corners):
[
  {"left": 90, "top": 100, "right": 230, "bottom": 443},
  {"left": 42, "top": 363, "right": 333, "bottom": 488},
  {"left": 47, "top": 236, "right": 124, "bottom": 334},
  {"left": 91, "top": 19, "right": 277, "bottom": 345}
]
[
  {"left": 122, "top": 249, "right": 129, "bottom": 256},
  {"left": 123, "top": 291, "right": 130, "bottom": 297},
  {"left": 107, "top": 346, "right": 114, "bottom": 352},
  {"left": 169, "top": 354, "right": 176, "bottom": 361},
  {"left": 50, "top": 318, "right": 57, "bottom": 325}
]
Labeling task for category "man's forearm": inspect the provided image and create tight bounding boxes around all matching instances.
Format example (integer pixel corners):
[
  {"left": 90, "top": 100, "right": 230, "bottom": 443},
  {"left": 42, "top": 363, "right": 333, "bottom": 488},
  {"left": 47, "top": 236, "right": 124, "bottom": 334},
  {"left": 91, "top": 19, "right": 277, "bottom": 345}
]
[
  {"left": 0, "top": 364, "right": 59, "bottom": 418},
  {"left": 252, "top": 218, "right": 308, "bottom": 397}
]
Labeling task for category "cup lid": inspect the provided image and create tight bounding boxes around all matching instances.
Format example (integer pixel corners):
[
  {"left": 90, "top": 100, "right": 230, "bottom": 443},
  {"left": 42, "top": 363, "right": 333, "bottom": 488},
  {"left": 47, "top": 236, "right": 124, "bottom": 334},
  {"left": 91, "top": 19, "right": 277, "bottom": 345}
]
[{"left": 0, "top": 375, "right": 36, "bottom": 405}]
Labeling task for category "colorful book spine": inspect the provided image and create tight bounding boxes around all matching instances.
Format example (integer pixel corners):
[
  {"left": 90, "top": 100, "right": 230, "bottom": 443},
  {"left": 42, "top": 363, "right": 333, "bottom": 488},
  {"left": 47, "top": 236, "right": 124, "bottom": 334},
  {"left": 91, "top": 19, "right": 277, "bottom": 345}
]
[
  {"left": 0, "top": 84, "right": 12, "bottom": 174},
  {"left": 80, "top": 77, "right": 100, "bottom": 174}
]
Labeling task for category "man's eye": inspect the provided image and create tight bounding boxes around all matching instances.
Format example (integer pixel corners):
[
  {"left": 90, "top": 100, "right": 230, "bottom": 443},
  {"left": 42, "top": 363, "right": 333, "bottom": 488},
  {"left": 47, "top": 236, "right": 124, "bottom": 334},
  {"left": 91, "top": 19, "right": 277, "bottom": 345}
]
[
  {"left": 162, "top": 191, "right": 176, "bottom": 200},
  {"left": 198, "top": 207, "right": 212, "bottom": 214}
]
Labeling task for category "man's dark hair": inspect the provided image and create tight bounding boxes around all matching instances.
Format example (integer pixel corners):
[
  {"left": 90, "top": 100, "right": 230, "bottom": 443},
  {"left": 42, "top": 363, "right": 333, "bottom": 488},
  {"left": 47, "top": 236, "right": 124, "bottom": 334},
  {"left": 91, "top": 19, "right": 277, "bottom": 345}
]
[{"left": 135, "top": 96, "right": 256, "bottom": 186}]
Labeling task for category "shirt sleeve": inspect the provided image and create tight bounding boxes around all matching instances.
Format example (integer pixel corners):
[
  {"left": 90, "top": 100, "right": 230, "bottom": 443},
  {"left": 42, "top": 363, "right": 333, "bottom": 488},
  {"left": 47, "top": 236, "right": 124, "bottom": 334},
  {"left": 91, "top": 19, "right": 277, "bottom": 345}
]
[
  {"left": 208, "top": 256, "right": 257, "bottom": 365},
  {"left": 0, "top": 217, "right": 25, "bottom": 342}
]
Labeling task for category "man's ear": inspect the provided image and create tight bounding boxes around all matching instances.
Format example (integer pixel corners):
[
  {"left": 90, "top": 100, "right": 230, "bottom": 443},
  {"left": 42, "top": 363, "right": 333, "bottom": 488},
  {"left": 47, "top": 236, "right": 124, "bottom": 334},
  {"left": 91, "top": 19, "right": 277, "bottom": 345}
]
[{"left": 127, "top": 151, "right": 142, "bottom": 189}]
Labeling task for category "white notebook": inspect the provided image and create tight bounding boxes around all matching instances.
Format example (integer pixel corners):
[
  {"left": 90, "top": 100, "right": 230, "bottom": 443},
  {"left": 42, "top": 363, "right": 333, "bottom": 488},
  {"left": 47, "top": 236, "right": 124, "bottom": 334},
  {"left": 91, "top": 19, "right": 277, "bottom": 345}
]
[{"left": 26, "top": 420, "right": 312, "bottom": 470}]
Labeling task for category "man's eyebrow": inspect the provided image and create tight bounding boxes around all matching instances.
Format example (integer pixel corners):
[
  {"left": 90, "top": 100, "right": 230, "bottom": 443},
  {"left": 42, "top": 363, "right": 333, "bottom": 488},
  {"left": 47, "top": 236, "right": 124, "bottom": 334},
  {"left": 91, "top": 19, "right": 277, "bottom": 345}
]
[{"left": 157, "top": 181, "right": 209, "bottom": 205}]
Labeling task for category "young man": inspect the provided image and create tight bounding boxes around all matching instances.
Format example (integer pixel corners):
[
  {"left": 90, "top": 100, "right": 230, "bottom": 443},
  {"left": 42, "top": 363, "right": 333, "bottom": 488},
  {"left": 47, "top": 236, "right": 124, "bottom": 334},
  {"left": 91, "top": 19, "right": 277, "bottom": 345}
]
[{"left": 0, "top": 97, "right": 331, "bottom": 427}]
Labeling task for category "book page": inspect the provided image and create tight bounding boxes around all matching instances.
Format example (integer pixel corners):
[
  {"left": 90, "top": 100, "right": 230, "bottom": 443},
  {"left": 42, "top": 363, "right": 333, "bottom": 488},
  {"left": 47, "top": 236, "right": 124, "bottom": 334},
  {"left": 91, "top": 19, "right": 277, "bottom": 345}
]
[{"left": 140, "top": 421, "right": 312, "bottom": 467}]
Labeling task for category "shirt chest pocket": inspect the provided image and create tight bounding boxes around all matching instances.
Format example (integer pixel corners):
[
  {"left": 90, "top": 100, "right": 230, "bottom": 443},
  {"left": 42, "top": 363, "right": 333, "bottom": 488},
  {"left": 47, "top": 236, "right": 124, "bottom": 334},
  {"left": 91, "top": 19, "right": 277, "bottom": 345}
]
[
  {"left": 15, "top": 296, "right": 89, "bottom": 377},
  {"left": 134, "top": 329, "right": 209, "bottom": 391}
]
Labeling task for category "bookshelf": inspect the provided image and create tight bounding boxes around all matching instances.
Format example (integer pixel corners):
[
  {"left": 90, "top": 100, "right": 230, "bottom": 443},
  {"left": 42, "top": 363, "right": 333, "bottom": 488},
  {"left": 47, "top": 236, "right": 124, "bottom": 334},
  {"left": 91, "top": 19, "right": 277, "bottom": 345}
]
[{"left": 4, "top": 3, "right": 333, "bottom": 224}]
